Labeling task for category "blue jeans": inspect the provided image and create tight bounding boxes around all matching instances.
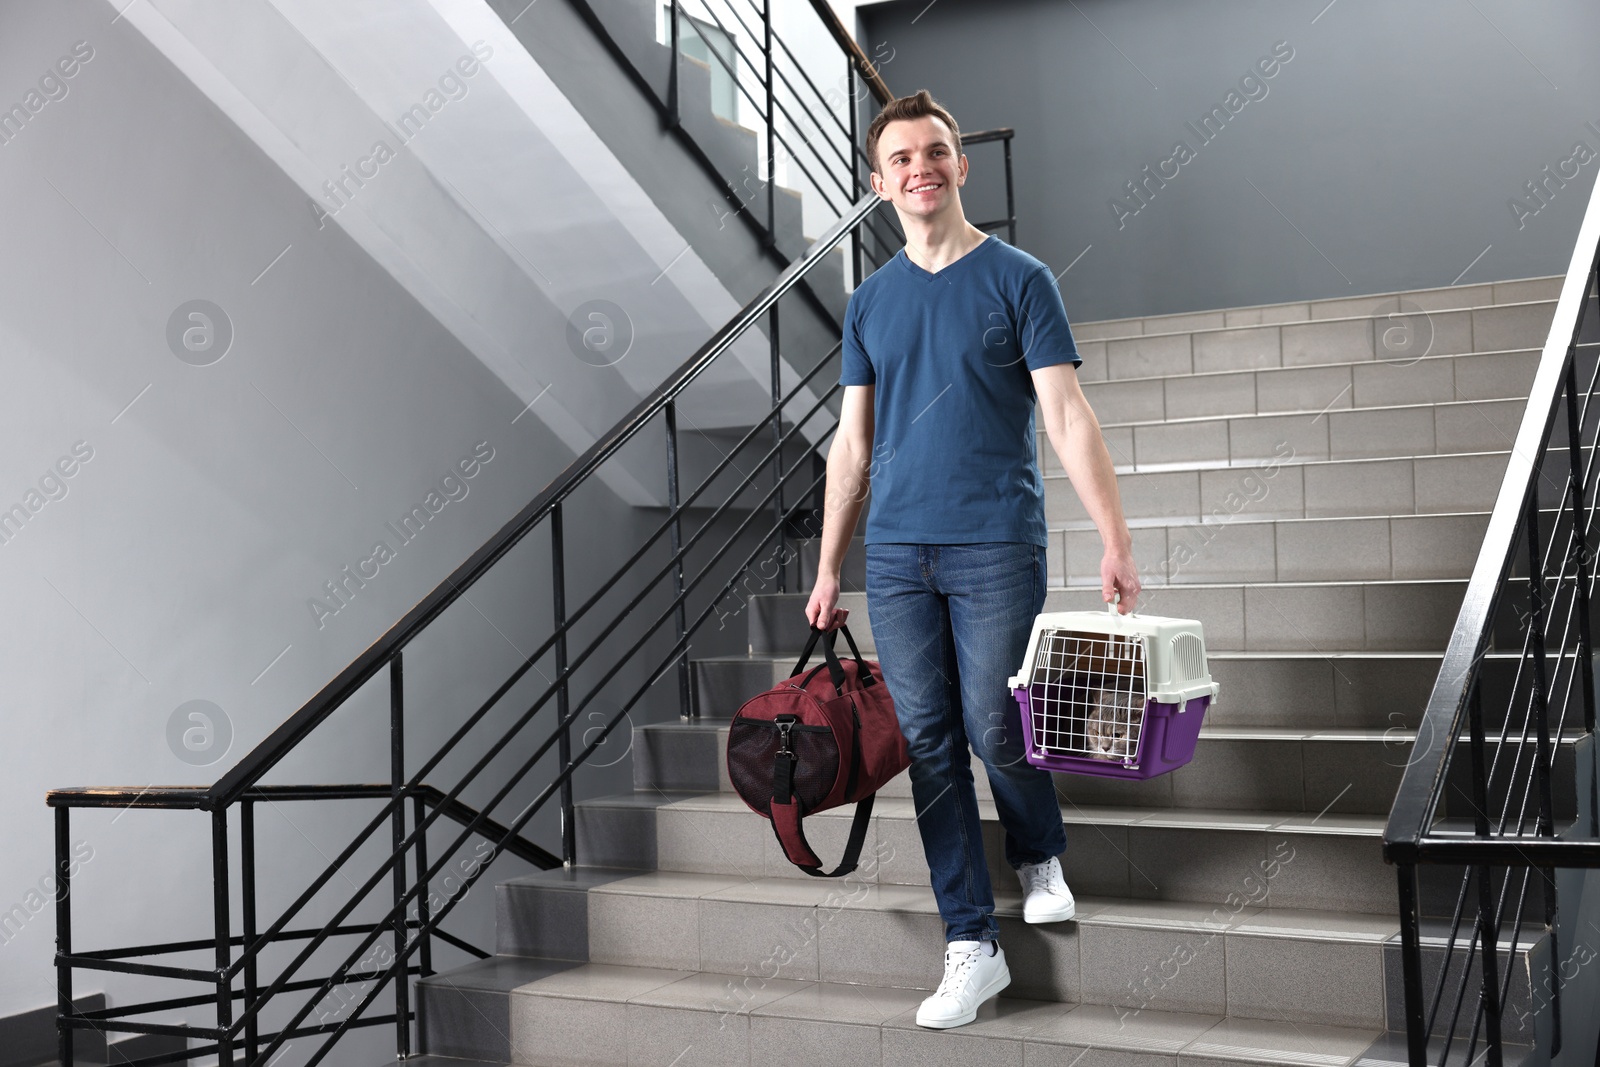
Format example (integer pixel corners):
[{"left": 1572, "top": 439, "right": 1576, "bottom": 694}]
[{"left": 864, "top": 541, "right": 1068, "bottom": 943}]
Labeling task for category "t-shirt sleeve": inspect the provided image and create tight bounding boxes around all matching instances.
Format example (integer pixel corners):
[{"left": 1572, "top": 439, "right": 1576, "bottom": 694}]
[
  {"left": 839, "top": 289, "right": 876, "bottom": 386},
  {"left": 1018, "top": 265, "right": 1082, "bottom": 371}
]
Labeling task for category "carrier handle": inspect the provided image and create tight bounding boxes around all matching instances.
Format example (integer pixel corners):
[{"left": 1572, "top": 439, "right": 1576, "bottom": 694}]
[{"left": 1106, "top": 591, "right": 1136, "bottom": 618}]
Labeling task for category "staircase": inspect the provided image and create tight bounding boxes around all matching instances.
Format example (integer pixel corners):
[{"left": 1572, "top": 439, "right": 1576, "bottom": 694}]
[{"left": 409, "top": 275, "right": 1583, "bottom": 1065}]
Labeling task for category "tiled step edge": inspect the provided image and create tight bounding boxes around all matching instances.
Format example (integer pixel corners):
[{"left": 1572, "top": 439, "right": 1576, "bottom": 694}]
[{"left": 418, "top": 955, "right": 1394, "bottom": 1066}]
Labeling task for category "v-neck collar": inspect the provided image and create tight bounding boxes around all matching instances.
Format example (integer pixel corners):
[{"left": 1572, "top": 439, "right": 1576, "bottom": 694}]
[{"left": 897, "top": 233, "right": 998, "bottom": 282}]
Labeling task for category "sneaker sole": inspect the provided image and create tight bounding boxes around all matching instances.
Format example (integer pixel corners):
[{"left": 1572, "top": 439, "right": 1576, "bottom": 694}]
[
  {"left": 914, "top": 966, "right": 1012, "bottom": 1029},
  {"left": 1023, "top": 900, "right": 1076, "bottom": 923}
]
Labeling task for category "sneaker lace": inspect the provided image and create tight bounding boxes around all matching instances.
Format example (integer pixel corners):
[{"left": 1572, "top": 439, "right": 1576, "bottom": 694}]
[
  {"left": 934, "top": 945, "right": 982, "bottom": 998},
  {"left": 1020, "top": 859, "right": 1056, "bottom": 895}
]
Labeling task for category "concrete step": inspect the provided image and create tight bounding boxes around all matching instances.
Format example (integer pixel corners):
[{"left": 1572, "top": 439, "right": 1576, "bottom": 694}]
[
  {"left": 796, "top": 510, "right": 1491, "bottom": 592},
  {"left": 1072, "top": 293, "right": 1557, "bottom": 382},
  {"left": 494, "top": 869, "right": 1408, "bottom": 1027},
  {"left": 634, "top": 715, "right": 1587, "bottom": 820},
  {"left": 746, "top": 579, "right": 1469, "bottom": 657},
  {"left": 1352, "top": 1030, "right": 1535, "bottom": 1067},
  {"left": 576, "top": 790, "right": 1371, "bottom": 910},
  {"left": 1043, "top": 450, "right": 1510, "bottom": 525},
  {"left": 419, "top": 953, "right": 1405, "bottom": 1066},
  {"left": 1077, "top": 345, "right": 1539, "bottom": 425},
  {"left": 1052, "top": 395, "right": 1526, "bottom": 475},
  {"left": 572, "top": 790, "right": 1568, "bottom": 929},
  {"left": 490, "top": 868, "right": 1553, "bottom": 1043},
  {"left": 1060, "top": 511, "right": 1488, "bottom": 587},
  {"left": 1072, "top": 275, "right": 1561, "bottom": 343}
]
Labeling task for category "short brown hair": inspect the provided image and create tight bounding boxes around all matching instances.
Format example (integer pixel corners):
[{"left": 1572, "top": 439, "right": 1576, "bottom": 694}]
[{"left": 865, "top": 89, "right": 962, "bottom": 176}]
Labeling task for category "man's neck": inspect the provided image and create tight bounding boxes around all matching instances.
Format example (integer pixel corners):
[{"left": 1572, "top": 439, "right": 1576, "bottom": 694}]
[{"left": 902, "top": 215, "right": 989, "bottom": 274}]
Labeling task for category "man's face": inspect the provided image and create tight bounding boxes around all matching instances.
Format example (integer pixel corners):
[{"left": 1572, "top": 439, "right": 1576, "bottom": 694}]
[{"left": 871, "top": 115, "right": 967, "bottom": 219}]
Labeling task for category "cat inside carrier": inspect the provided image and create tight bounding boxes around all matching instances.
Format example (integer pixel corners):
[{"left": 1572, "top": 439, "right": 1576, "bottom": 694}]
[{"left": 1007, "top": 604, "right": 1218, "bottom": 780}]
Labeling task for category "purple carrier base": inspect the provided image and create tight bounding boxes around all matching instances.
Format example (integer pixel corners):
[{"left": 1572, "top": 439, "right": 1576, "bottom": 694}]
[{"left": 1011, "top": 686, "right": 1211, "bottom": 780}]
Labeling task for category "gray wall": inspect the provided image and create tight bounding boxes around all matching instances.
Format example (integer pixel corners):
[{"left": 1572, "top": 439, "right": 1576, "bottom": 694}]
[
  {"left": 858, "top": 0, "right": 1600, "bottom": 321},
  {"left": 0, "top": 0, "right": 707, "bottom": 1051}
]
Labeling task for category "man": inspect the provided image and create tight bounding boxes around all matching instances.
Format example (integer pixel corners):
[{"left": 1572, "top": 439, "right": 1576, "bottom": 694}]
[{"left": 803, "top": 89, "right": 1140, "bottom": 1030}]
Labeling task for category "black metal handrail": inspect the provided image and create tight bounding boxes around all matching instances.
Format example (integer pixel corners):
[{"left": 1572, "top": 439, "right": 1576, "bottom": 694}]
[
  {"left": 47, "top": 784, "right": 541, "bottom": 1067},
  {"left": 1383, "top": 171, "right": 1600, "bottom": 1064}
]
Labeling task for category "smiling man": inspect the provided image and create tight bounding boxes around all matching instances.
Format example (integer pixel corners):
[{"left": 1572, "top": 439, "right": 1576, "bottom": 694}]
[{"left": 804, "top": 90, "right": 1140, "bottom": 1029}]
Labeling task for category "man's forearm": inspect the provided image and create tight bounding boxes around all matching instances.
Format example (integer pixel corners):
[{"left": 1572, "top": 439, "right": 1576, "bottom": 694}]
[
  {"left": 1051, "top": 416, "right": 1132, "bottom": 552},
  {"left": 817, "top": 442, "right": 870, "bottom": 578}
]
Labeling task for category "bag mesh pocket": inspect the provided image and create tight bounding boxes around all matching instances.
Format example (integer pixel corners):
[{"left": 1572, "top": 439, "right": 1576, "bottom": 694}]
[{"left": 728, "top": 719, "right": 839, "bottom": 816}]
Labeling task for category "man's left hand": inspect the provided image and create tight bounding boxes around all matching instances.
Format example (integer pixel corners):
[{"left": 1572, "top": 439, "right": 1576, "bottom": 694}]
[{"left": 1102, "top": 547, "right": 1141, "bottom": 614}]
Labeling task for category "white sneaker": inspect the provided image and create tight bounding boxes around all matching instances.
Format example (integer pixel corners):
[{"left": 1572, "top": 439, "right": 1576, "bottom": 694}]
[
  {"left": 915, "top": 940, "right": 1011, "bottom": 1029},
  {"left": 1017, "top": 856, "right": 1076, "bottom": 923}
]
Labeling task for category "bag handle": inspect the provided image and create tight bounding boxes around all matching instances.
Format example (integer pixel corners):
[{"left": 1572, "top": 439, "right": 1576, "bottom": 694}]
[
  {"left": 834, "top": 624, "right": 879, "bottom": 688},
  {"left": 791, "top": 625, "right": 877, "bottom": 692},
  {"left": 790, "top": 625, "right": 848, "bottom": 692}
]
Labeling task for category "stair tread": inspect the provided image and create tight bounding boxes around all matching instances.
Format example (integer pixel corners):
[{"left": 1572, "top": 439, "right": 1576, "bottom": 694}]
[
  {"left": 1072, "top": 343, "right": 1541, "bottom": 388},
  {"left": 1043, "top": 446, "right": 1510, "bottom": 475},
  {"left": 1075, "top": 273, "right": 1557, "bottom": 332},
  {"left": 760, "top": 577, "right": 1466, "bottom": 596},
  {"left": 581, "top": 788, "right": 1392, "bottom": 835},
  {"left": 1100, "top": 451, "right": 1506, "bottom": 478},
  {"left": 426, "top": 956, "right": 1387, "bottom": 1063},
  {"left": 1091, "top": 394, "right": 1526, "bottom": 433},
  {"left": 1076, "top": 294, "right": 1555, "bottom": 344},
  {"left": 503, "top": 864, "right": 1407, "bottom": 940},
  {"left": 787, "top": 509, "right": 1493, "bottom": 537}
]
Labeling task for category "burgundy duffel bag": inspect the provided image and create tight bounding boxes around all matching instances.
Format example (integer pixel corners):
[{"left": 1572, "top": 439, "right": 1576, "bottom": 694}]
[{"left": 726, "top": 625, "right": 910, "bottom": 877}]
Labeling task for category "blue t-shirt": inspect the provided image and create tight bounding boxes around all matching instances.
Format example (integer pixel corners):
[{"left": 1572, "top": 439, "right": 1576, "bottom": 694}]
[{"left": 839, "top": 234, "right": 1081, "bottom": 547}]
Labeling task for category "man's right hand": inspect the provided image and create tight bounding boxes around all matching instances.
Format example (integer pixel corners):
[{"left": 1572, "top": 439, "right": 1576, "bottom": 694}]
[{"left": 805, "top": 574, "right": 850, "bottom": 631}]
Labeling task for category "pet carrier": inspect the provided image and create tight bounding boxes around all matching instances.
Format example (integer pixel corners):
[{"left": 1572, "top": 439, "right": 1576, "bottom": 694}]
[{"left": 1007, "top": 603, "right": 1217, "bottom": 779}]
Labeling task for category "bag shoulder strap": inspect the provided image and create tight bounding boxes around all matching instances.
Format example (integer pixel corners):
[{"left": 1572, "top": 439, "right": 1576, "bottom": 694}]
[
  {"left": 769, "top": 794, "right": 874, "bottom": 877},
  {"left": 768, "top": 705, "right": 871, "bottom": 877}
]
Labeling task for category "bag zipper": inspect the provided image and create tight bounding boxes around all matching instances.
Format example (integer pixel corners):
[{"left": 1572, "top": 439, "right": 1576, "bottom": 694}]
[{"left": 738, "top": 717, "right": 831, "bottom": 733}]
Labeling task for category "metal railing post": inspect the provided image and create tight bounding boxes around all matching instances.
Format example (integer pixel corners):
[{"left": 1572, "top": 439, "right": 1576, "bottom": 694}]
[
  {"left": 55, "top": 806, "right": 73, "bottom": 1067},
  {"left": 1003, "top": 134, "right": 1016, "bottom": 246},
  {"left": 763, "top": 0, "right": 776, "bottom": 248},
  {"left": 412, "top": 792, "right": 433, "bottom": 979},
  {"left": 390, "top": 653, "right": 411, "bottom": 1057},
  {"left": 771, "top": 302, "right": 786, "bottom": 593},
  {"left": 241, "top": 799, "right": 259, "bottom": 1063},
  {"left": 667, "top": 0, "right": 681, "bottom": 130},
  {"left": 848, "top": 61, "right": 862, "bottom": 288},
  {"left": 213, "top": 807, "right": 233, "bottom": 1067},
  {"left": 412, "top": 791, "right": 433, "bottom": 1053},
  {"left": 1397, "top": 862, "right": 1428, "bottom": 1067},
  {"left": 1523, "top": 489, "right": 1563, "bottom": 1054},
  {"left": 665, "top": 401, "right": 692, "bottom": 718},
  {"left": 552, "top": 502, "right": 576, "bottom": 867},
  {"left": 1565, "top": 355, "right": 1598, "bottom": 742},
  {"left": 1474, "top": 864, "right": 1506, "bottom": 1065},
  {"left": 1468, "top": 683, "right": 1504, "bottom": 1062}
]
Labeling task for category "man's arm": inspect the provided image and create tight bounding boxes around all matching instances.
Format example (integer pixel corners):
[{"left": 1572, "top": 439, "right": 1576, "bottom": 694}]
[
  {"left": 1032, "top": 362, "right": 1141, "bottom": 613},
  {"left": 805, "top": 384, "right": 875, "bottom": 630}
]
